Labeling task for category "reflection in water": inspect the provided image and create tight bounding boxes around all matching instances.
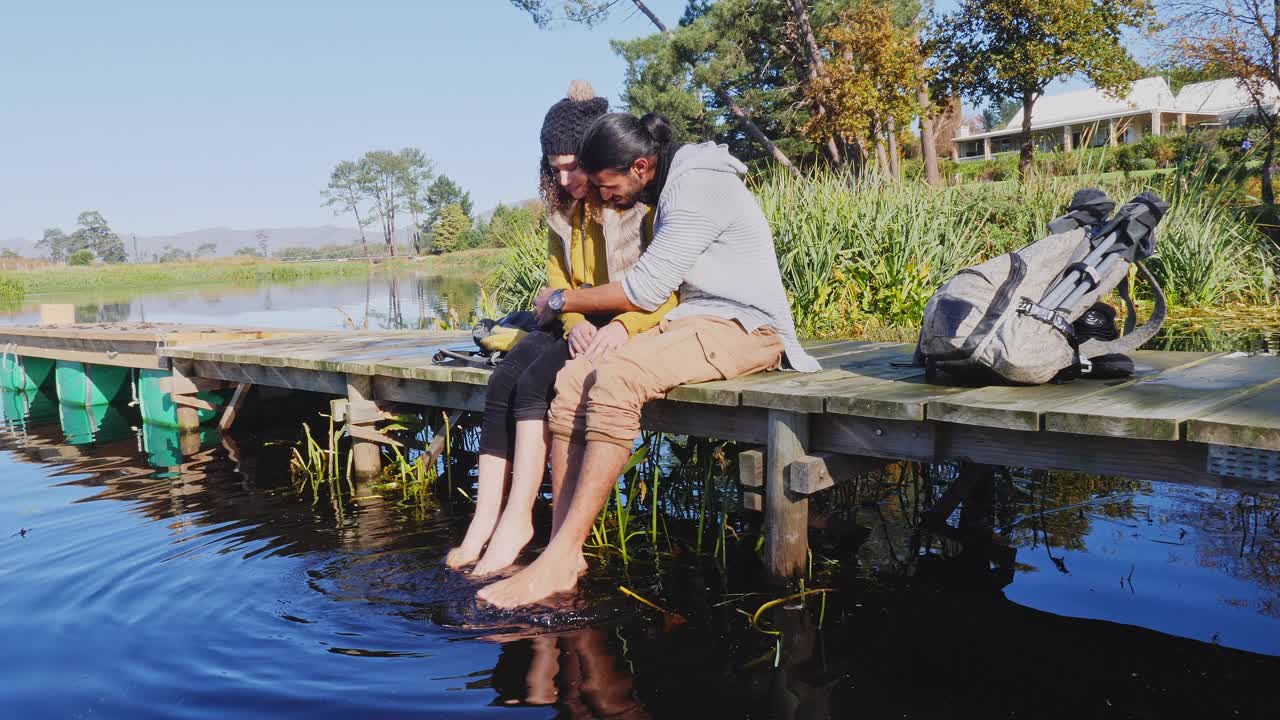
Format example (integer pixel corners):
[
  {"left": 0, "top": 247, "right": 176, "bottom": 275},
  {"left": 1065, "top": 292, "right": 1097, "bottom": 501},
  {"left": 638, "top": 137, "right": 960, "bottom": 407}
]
[
  {"left": 486, "top": 627, "right": 650, "bottom": 718},
  {"left": 1, "top": 384, "right": 1278, "bottom": 718},
  {"left": 0, "top": 270, "right": 485, "bottom": 331}
]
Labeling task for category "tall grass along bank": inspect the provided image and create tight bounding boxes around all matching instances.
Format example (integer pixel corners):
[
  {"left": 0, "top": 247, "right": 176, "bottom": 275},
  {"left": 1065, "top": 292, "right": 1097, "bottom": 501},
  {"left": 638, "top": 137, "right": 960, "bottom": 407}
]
[
  {"left": 490, "top": 165, "right": 1277, "bottom": 340},
  {"left": 0, "top": 249, "right": 506, "bottom": 303}
]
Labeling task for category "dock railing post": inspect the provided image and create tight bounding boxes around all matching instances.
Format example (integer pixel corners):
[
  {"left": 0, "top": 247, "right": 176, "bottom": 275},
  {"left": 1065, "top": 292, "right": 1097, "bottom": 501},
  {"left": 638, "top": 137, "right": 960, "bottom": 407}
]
[
  {"left": 345, "top": 374, "right": 382, "bottom": 479},
  {"left": 765, "top": 409, "right": 811, "bottom": 581}
]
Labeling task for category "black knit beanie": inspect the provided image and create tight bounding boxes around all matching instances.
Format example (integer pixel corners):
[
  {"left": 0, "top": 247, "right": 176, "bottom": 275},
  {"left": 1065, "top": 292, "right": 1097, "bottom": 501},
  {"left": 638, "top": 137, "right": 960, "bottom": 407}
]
[{"left": 541, "top": 80, "right": 609, "bottom": 156}]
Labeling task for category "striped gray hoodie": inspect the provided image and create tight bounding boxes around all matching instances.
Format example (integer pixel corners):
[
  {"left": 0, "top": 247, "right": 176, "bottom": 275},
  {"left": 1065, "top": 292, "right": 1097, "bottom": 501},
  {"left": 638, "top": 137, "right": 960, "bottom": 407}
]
[{"left": 621, "top": 142, "right": 820, "bottom": 372}]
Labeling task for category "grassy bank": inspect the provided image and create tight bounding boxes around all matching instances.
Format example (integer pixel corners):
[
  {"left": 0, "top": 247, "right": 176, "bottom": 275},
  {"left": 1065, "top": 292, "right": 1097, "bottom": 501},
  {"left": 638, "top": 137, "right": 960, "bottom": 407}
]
[
  {"left": 0, "top": 248, "right": 506, "bottom": 302},
  {"left": 493, "top": 164, "right": 1278, "bottom": 340}
]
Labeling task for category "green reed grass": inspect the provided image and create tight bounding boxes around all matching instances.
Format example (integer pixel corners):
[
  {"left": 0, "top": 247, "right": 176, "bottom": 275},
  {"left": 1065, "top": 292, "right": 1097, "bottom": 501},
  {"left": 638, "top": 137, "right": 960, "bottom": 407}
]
[{"left": 493, "top": 163, "right": 1277, "bottom": 340}]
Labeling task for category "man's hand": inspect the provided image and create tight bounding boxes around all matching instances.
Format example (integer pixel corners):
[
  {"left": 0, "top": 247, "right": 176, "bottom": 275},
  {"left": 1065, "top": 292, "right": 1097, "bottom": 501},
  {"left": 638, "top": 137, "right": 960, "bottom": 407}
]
[
  {"left": 584, "top": 321, "right": 628, "bottom": 360},
  {"left": 533, "top": 287, "right": 556, "bottom": 326},
  {"left": 567, "top": 321, "right": 597, "bottom": 358}
]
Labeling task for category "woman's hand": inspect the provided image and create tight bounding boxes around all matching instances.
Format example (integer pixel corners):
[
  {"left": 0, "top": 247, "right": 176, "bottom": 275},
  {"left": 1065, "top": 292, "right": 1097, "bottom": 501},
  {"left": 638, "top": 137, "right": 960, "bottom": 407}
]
[
  {"left": 533, "top": 287, "right": 555, "bottom": 326},
  {"left": 567, "top": 321, "right": 597, "bottom": 358},
  {"left": 584, "top": 321, "right": 628, "bottom": 360}
]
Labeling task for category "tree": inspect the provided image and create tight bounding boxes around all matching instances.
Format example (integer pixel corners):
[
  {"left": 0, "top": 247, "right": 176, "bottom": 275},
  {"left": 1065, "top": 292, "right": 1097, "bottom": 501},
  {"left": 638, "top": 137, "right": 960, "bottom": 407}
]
[
  {"left": 70, "top": 211, "right": 127, "bottom": 263},
  {"left": 979, "top": 97, "right": 1023, "bottom": 131},
  {"left": 804, "top": 1, "right": 928, "bottom": 177},
  {"left": 235, "top": 246, "right": 262, "bottom": 257},
  {"left": 475, "top": 203, "right": 542, "bottom": 248},
  {"left": 929, "top": 0, "right": 1157, "bottom": 181},
  {"left": 255, "top": 230, "right": 270, "bottom": 258},
  {"left": 356, "top": 150, "right": 411, "bottom": 257},
  {"left": 68, "top": 249, "right": 94, "bottom": 266},
  {"left": 157, "top": 244, "right": 192, "bottom": 263},
  {"left": 422, "top": 175, "right": 472, "bottom": 242},
  {"left": 400, "top": 148, "right": 436, "bottom": 254},
  {"left": 512, "top": 0, "right": 802, "bottom": 174},
  {"left": 195, "top": 242, "right": 217, "bottom": 258},
  {"left": 1165, "top": 1, "right": 1280, "bottom": 203},
  {"left": 36, "top": 228, "right": 73, "bottom": 263},
  {"left": 429, "top": 204, "right": 473, "bottom": 254},
  {"left": 322, "top": 160, "right": 372, "bottom": 253}
]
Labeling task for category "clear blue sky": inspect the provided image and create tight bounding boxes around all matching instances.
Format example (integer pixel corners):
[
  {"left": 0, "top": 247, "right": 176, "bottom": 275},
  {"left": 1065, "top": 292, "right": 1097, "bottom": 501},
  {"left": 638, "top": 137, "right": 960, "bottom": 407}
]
[{"left": 0, "top": 0, "right": 691, "bottom": 242}]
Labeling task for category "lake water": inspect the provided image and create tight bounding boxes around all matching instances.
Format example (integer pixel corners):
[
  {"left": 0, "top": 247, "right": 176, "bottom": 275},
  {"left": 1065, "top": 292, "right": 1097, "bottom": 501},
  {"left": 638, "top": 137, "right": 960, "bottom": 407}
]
[{"left": 1, "top": 272, "right": 1277, "bottom": 719}]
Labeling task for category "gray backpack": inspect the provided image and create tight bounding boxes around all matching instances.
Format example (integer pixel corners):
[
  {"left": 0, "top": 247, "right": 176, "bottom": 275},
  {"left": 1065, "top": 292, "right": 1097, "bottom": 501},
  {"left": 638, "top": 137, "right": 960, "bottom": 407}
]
[{"left": 916, "top": 190, "right": 1169, "bottom": 385}]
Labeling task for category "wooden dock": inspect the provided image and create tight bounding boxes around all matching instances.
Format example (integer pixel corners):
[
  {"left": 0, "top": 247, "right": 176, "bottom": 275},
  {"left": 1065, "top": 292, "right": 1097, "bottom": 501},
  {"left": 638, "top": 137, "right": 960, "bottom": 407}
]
[{"left": 3, "top": 322, "right": 1278, "bottom": 579}]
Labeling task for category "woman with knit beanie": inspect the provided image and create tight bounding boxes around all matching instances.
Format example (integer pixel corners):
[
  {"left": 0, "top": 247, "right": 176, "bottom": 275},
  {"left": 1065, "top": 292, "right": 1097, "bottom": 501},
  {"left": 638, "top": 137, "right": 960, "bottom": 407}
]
[{"left": 446, "top": 80, "right": 678, "bottom": 575}]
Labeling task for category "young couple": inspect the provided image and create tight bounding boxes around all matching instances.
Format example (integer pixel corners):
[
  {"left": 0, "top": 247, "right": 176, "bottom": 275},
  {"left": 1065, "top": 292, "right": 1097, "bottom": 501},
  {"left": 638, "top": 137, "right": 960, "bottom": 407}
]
[{"left": 448, "top": 80, "right": 819, "bottom": 609}]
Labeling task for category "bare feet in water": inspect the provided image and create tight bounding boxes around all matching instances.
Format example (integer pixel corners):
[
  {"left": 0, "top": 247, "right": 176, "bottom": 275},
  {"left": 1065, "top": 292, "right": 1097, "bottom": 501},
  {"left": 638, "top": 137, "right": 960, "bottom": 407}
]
[
  {"left": 471, "top": 518, "right": 535, "bottom": 577},
  {"left": 477, "top": 550, "right": 590, "bottom": 609},
  {"left": 445, "top": 509, "right": 500, "bottom": 569}
]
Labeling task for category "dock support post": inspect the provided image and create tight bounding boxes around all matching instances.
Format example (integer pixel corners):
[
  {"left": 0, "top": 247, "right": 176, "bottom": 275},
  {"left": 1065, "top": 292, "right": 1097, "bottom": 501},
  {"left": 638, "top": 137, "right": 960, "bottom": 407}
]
[
  {"left": 345, "top": 374, "right": 382, "bottom": 479},
  {"left": 765, "top": 409, "right": 810, "bottom": 582}
]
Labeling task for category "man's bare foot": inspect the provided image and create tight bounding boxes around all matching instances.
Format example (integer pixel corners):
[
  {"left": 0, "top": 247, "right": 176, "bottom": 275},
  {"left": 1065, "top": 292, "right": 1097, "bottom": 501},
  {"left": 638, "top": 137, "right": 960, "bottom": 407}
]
[
  {"left": 477, "top": 552, "right": 582, "bottom": 609},
  {"left": 445, "top": 511, "right": 500, "bottom": 569},
  {"left": 446, "top": 545, "right": 481, "bottom": 568},
  {"left": 471, "top": 518, "right": 534, "bottom": 577}
]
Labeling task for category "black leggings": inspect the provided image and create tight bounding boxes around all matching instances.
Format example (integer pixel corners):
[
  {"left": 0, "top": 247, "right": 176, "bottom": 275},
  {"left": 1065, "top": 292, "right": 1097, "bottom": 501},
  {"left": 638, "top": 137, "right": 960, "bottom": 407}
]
[{"left": 478, "top": 329, "right": 571, "bottom": 459}]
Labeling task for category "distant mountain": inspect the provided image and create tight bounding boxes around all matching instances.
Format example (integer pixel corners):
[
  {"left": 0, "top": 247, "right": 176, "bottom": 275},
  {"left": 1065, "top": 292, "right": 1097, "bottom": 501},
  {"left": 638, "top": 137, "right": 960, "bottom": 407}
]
[
  {"left": 0, "top": 224, "right": 416, "bottom": 260},
  {"left": 127, "top": 224, "right": 419, "bottom": 260},
  {"left": 2, "top": 200, "right": 542, "bottom": 260}
]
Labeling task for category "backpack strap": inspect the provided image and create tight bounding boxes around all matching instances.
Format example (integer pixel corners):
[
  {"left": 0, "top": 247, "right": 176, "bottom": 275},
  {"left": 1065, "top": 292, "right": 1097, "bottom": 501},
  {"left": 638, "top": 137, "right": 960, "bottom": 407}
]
[{"left": 1078, "top": 261, "right": 1166, "bottom": 359}]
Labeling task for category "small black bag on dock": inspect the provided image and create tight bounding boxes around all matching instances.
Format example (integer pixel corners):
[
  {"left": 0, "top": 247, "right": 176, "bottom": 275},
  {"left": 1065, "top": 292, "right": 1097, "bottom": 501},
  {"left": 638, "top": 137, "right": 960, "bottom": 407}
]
[{"left": 432, "top": 311, "right": 544, "bottom": 369}]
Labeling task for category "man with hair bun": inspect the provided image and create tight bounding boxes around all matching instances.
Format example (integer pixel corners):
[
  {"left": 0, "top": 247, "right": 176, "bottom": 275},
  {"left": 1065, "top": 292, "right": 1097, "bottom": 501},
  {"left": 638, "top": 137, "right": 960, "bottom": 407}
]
[
  {"left": 479, "top": 112, "right": 817, "bottom": 608},
  {"left": 447, "top": 83, "right": 676, "bottom": 577}
]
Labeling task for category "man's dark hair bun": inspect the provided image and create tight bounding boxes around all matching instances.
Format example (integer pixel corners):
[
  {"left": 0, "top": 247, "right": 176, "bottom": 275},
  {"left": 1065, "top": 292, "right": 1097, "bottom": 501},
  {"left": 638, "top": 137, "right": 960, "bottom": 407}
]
[{"left": 641, "top": 113, "right": 674, "bottom": 144}]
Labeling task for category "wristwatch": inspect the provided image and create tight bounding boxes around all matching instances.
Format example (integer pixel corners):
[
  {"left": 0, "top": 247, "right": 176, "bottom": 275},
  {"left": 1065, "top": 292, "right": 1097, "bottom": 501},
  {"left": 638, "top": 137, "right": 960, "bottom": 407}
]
[{"left": 547, "top": 289, "right": 566, "bottom": 313}]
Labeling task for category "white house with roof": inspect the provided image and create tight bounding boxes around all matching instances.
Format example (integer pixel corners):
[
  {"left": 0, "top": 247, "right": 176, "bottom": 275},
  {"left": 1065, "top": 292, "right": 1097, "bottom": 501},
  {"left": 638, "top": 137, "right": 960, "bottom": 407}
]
[{"left": 952, "top": 77, "right": 1280, "bottom": 161}]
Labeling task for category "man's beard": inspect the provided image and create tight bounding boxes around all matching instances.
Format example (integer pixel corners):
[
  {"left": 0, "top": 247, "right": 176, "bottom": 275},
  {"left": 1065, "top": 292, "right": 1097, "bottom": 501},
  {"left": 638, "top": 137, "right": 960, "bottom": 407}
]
[
  {"left": 606, "top": 180, "right": 657, "bottom": 210},
  {"left": 606, "top": 194, "right": 641, "bottom": 210}
]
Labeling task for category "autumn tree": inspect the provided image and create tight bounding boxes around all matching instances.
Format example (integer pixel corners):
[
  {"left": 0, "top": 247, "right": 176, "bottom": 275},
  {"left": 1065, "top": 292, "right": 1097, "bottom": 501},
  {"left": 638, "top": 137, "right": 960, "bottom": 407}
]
[
  {"left": 805, "top": 1, "right": 927, "bottom": 177},
  {"left": 929, "top": 0, "right": 1157, "bottom": 181},
  {"left": 511, "top": 0, "right": 803, "bottom": 174},
  {"left": 1165, "top": 1, "right": 1280, "bottom": 203}
]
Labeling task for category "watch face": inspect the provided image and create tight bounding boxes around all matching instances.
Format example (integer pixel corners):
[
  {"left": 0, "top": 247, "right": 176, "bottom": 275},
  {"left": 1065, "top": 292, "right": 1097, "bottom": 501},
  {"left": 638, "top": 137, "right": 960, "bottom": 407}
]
[{"left": 549, "top": 291, "right": 564, "bottom": 311}]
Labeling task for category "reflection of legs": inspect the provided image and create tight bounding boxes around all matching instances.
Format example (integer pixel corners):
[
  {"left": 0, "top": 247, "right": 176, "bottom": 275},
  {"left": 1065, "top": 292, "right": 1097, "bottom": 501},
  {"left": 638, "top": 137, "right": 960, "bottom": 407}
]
[
  {"left": 566, "top": 627, "right": 648, "bottom": 719},
  {"left": 445, "top": 453, "right": 509, "bottom": 568},
  {"left": 472, "top": 420, "right": 548, "bottom": 576},
  {"left": 523, "top": 634, "right": 560, "bottom": 706}
]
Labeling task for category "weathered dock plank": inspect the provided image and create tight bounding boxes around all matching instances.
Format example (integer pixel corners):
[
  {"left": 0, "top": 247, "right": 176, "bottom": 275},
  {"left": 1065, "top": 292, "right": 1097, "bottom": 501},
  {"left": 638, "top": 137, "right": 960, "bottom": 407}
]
[
  {"left": 925, "top": 351, "right": 1224, "bottom": 431},
  {"left": 670, "top": 340, "right": 901, "bottom": 407},
  {"left": 737, "top": 344, "right": 919, "bottom": 413},
  {"left": 1186, "top": 382, "right": 1280, "bottom": 451},
  {"left": 1042, "top": 354, "right": 1280, "bottom": 441}
]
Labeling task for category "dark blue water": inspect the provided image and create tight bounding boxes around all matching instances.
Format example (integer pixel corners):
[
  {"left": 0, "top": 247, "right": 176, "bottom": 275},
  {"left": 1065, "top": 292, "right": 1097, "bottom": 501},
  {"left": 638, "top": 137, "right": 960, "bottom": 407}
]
[{"left": 2, "top": 388, "right": 1278, "bottom": 718}]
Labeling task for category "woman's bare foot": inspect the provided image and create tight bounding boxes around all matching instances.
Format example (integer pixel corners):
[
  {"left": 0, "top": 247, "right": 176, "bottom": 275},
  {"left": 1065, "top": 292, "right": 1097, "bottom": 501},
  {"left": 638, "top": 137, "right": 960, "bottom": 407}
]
[
  {"left": 445, "top": 508, "right": 500, "bottom": 569},
  {"left": 471, "top": 517, "right": 535, "bottom": 577},
  {"left": 477, "top": 551, "right": 583, "bottom": 608}
]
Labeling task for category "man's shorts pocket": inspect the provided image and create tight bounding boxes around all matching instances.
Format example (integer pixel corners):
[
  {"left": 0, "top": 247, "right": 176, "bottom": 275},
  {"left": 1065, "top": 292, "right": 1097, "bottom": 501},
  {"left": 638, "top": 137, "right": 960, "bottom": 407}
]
[{"left": 694, "top": 326, "right": 784, "bottom": 380}]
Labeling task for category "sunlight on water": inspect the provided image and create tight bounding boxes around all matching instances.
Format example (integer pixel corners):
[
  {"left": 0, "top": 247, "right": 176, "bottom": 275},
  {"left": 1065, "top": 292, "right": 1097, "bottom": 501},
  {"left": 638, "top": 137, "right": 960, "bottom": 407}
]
[{"left": 0, "top": 273, "right": 1277, "bottom": 718}]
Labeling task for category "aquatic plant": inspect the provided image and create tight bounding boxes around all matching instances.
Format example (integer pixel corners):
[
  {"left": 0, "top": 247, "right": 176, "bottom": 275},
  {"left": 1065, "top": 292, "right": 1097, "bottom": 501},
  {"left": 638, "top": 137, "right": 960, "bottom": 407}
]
[{"left": 288, "top": 415, "right": 353, "bottom": 511}]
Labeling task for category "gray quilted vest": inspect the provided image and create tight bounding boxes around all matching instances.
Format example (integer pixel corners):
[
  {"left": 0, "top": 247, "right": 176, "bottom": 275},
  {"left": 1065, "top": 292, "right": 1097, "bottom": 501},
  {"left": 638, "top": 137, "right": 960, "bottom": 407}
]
[{"left": 917, "top": 190, "right": 1169, "bottom": 385}]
